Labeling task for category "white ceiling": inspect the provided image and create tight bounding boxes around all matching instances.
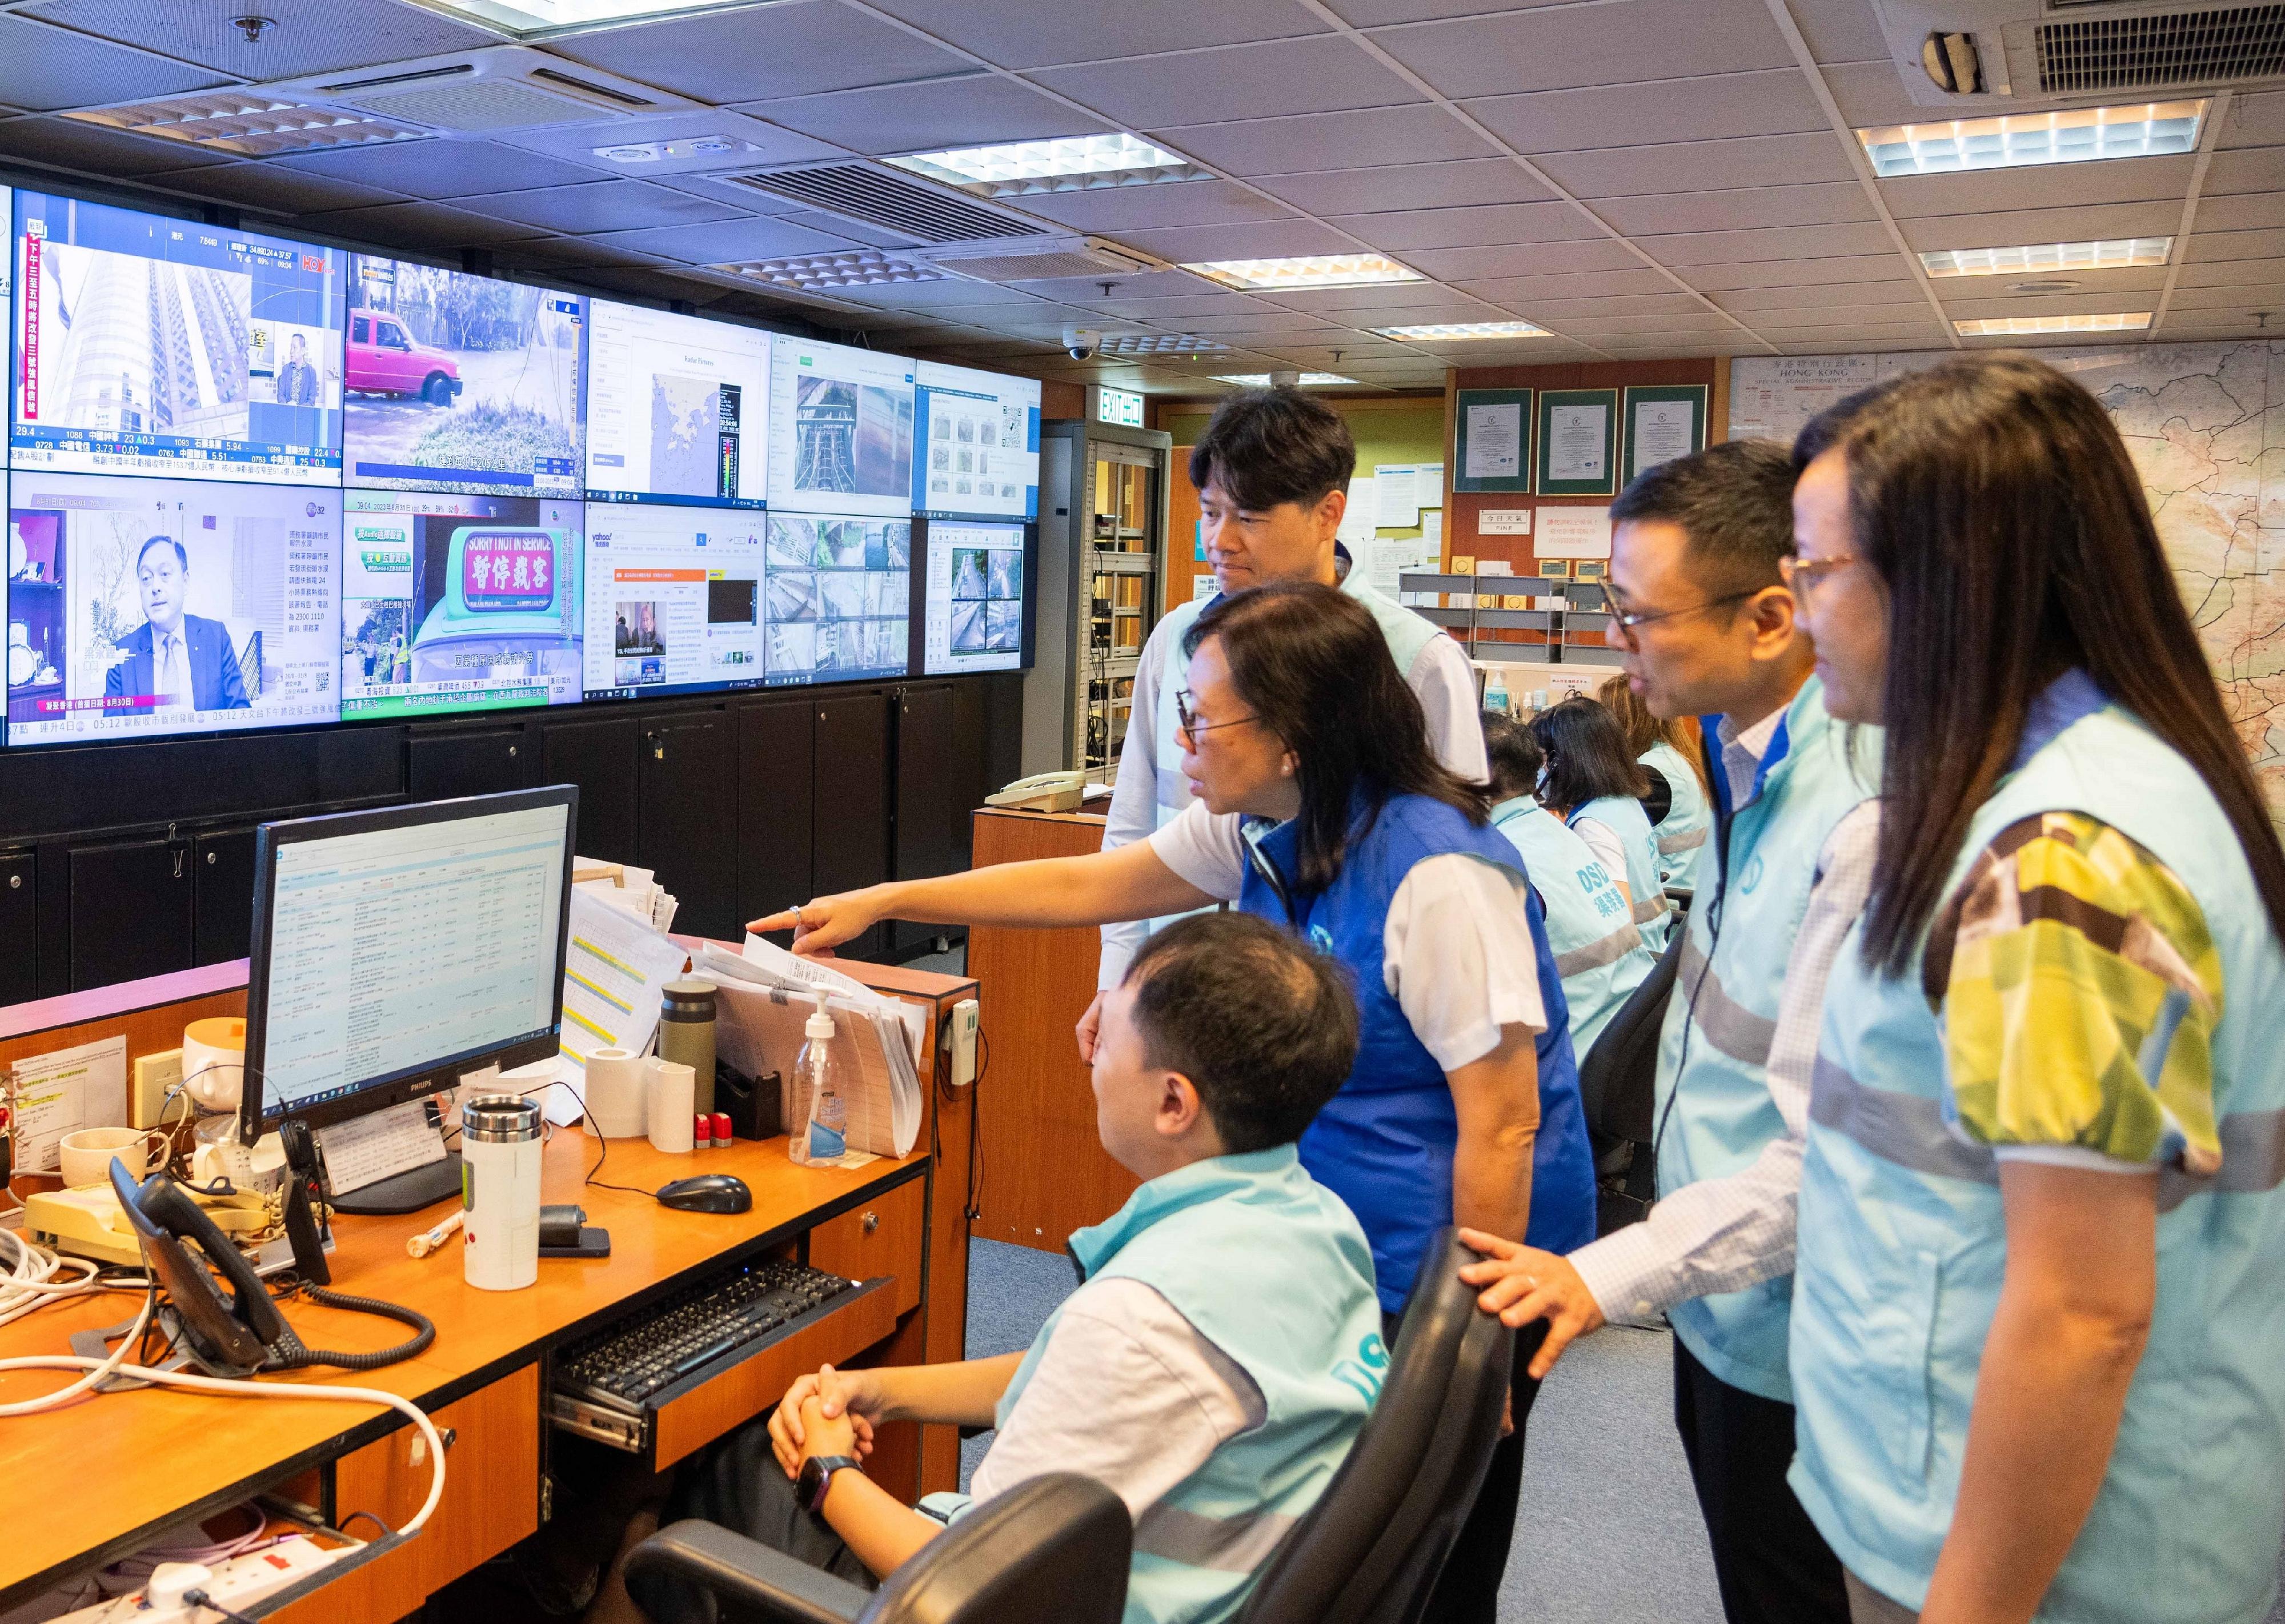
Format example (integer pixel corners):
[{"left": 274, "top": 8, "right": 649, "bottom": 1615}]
[{"left": 0, "top": 0, "right": 2277, "bottom": 394}]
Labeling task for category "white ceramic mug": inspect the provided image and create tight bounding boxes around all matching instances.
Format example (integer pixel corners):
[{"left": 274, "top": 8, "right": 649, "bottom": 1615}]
[{"left": 59, "top": 1126, "right": 169, "bottom": 1189}]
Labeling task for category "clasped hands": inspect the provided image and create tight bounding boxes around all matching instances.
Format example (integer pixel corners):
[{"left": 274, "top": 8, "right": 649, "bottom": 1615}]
[{"left": 768, "top": 1362, "right": 880, "bottom": 1478}]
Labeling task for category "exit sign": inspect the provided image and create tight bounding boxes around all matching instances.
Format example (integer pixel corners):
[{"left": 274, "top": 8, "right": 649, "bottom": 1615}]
[{"left": 1095, "top": 386, "right": 1144, "bottom": 427}]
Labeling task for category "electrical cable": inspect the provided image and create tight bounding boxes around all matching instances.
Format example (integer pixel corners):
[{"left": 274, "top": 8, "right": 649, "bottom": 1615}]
[
  {"left": 0, "top": 1225, "right": 109, "bottom": 1330},
  {"left": 0, "top": 1282, "right": 155, "bottom": 1417},
  {"left": 276, "top": 1285, "right": 434, "bottom": 1372}
]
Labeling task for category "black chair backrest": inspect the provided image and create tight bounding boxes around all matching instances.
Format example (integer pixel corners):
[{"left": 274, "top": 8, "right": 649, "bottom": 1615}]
[
  {"left": 1237, "top": 1229, "right": 1514, "bottom": 1624},
  {"left": 863, "top": 1473, "right": 1131, "bottom": 1624},
  {"left": 1638, "top": 762, "right": 1674, "bottom": 828},
  {"left": 1577, "top": 925, "right": 1683, "bottom": 1147}
]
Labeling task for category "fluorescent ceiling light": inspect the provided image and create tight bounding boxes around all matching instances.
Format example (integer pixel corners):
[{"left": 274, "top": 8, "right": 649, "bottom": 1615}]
[
  {"left": 1100, "top": 334, "right": 1229, "bottom": 355},
  {"left": 407, "top": 0, "right": 748, "bottom": 33},
  {"left": 1373, "top": 320, "right": 1549, "bottom": 340},
  {"left": 65, "top": 94, "right": 428, "bottom": 156},
  {"left": 710, "top": 251, "right": 949, "bottom": 292},
  {"left": 1213, "top": 372, "right": 1359, "bottom": 387},
  {"left": 1921, "top": 238, "right": 2172, "bottom": 278},
  {"left": 1183, "top": 255, "right": 1423, "bottom": 292},
  {"left": 887, "top": 134, "right": 1207, "bottom": 197},
  {"left": 1857, "top": 100, "right": 2206, "bottom": 177},
  {"left": 1954, "top": 312, "right": 2152, "bottom": 335}
]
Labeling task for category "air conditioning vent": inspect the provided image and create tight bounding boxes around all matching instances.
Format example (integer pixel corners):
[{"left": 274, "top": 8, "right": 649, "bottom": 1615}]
[
  {"left": 2036, "top": 4, "right": 2285, "bottom": 92},
  {"left": 908, "top": 235, "right": 1178, "bottom": 283},
  {"left": 268, "top": 45, "right": 692, "bottom": 136},
  {"left": 721, "top": 164, "right": 1043, "bottom": 243}
]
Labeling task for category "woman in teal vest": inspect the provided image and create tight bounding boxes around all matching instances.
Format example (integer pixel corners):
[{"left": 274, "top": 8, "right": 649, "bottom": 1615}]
[
  {"left": 1531, "top": 697, "right": 1673, "bottom": 951},
  {"left": 1481, "top": 710, "right": 1654, "bottom": 1057},
  {"left": 1783, "top": 354, "right": 2285, "bottom": 1624}
]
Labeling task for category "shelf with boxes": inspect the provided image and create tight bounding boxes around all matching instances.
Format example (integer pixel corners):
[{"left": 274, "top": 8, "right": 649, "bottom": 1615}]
[{"left": 1398, "top": 566, "right": 1622, "bottom": 668}]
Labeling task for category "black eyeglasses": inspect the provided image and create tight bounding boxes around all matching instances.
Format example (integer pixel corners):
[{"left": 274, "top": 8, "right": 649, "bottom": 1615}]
[
  {"left": 1594, "top": 584, "right": 1758, "bottom": 638},
  {"left": 1173, "top": 689, "right": 1259, "bottom": 745}
]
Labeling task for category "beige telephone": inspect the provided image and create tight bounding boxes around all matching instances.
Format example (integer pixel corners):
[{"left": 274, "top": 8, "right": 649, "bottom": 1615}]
[{"left": 986, "top": 770, "right": 1088, "bottom": 813}]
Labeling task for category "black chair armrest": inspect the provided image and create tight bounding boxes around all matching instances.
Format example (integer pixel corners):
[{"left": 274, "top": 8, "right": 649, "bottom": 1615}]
[{"left": 626, "top": 1518, "right": 873, "bottom": 1624}]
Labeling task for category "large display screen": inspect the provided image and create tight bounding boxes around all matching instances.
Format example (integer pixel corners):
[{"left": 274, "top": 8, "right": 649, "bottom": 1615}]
[
  {"left": 342, "top": 257, "right": 584, "bottom": 499},
  {"left": 922, "top": 519, "right": 1027, "bottom": 675},
  {"left": 11, "top": 191, "right": 344, "bottom": 486},
  {"left": 765, "top": 339, "right": 914, "bottom": 519},
  {"left": 339, "top": 488, "right": 583, "bottom": 719},
  {"left": 914, "top": 361, "right": 1039, "bottom": 520},
  {"left": 763, "top": 511, "right": 909, "bottom": 685},
  {"left": 585, "top": 300, "right": 769, "bottom": 510},
  {"left": 6, "top": 473, "right": 342, "bottom": 745},
  {"left": 583, "top": 503, "right": 767, "bottom": 701}
]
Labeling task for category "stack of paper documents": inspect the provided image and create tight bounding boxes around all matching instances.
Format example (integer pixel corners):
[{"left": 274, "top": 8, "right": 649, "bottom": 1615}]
[{"left": 573, "top": 856, "right": 679, "bottom": 933}]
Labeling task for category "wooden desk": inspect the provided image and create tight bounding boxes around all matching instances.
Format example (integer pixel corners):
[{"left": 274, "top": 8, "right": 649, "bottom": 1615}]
[
  {"left": 965, "top": 806, "right": 1140, "bottom": 1253},
  {"left": 0, "top": 955, "right": 978, "bottom": 1619}
]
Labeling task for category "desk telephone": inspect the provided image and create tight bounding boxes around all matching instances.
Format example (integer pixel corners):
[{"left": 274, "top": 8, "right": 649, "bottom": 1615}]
[{"left": 985, "top": 770, "right": 1089, "bottom": 813}]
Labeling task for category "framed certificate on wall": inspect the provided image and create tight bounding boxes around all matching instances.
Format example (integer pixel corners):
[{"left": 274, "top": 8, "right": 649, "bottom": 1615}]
[
  {"left": 1536, "top": 388, "right": 1618, "bottom": 498},
  {"left": 1453, "top": 388, "right": 1534, "bottom": 494},
  {"left": 1621, "top": 384, "right": 1709, "bottom": 485}
]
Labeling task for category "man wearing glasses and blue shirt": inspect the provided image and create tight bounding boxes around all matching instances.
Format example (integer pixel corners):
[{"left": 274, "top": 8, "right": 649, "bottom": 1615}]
[
  {"left": 1460, "top": 438, "right": 1881, "bottom": 1624},
  {"left": 1084, "top": 386, "right": 1485, "bottom": 1053}
]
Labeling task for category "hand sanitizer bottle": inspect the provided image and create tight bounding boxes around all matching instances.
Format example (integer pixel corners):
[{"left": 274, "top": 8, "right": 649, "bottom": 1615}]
[
  {"left": 1483, "top": 667, "right": 1510, "bottom": 717},
  {"left": 790, "top": 992, "right": 849, "bottom": 1165}
]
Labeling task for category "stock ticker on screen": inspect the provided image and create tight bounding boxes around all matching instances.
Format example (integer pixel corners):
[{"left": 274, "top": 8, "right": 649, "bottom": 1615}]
[
  {"left": 342, "top": 256, "right": 585, "bottom": 499},
  {"left": 584, "top": 300, "right": 769, "bottom": 510},
  {"left": 5, "top": 472, "right": 343, "bottom": 747},
  {"left": 924, "top": 519, "right": 1025, "bottom": 675},
  {"left": 913, "top": 360, "right": 1040, "bottom": 522},
  {"left": 339, "top": 488, "right": 584, "bottom": 720},
  {"left": 11, "top": 190, "right": 346, "bottom": 485},
  {"left": 583, "top": 503, "right": 770, "bottom": 701},
  {"left": 761, "top": 511, "right": 911, "bottom": 685},
  {"left": 765, "top": 339, "right": 915, "bottom": 520}
]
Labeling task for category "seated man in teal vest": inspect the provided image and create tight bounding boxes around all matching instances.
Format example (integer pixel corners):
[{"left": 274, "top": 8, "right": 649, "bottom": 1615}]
[{"left": 626, "top": 912, "right": 1385, "bottom": 1624}]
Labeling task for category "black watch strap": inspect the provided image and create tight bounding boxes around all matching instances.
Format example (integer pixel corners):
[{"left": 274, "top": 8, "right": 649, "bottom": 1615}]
[{"left": 800, "top": 1454, "right": 864, "bottom": 1515}]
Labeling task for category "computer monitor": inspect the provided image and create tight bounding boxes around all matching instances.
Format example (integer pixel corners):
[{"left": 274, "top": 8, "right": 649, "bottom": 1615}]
[{"left": 240, "top": 786, "right": 578, "bottom": 1211}]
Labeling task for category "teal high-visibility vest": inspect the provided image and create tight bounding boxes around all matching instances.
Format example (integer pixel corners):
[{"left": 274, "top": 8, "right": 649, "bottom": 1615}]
[
  {"left": 1490, "top": 795, "right": 1654, "bottom": 1057},
  {"left": 1641, "top": 739, "right": 1711, "bottom": 893},
  {"left": 1566, "top": 792, "right": 1671, "bottom": 952},
  {"left": 1789, "top": 675, "right": 2285, "bottom": 1622}
]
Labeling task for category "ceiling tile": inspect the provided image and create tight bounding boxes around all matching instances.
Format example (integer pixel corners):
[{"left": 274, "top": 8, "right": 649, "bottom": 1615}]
[
  {"left": 0, "top": 114, "right": 240, "bottom": 175},
  {"left": 1408, "top": 238, "right": 1642, "bottom": 278},
  {"left": 992, "top": 270, "right": 1220, "bottom": 303},
  {"left": 1881, "top": 158, "right": 2194, "bottom": 218},
  {"left": 2218, "top": 91, "right": 2285, "bottom": 150},
  {"left": 496, "top": 234, "right": 677, "bottom": 270},
  {"left": 2175, "top": 254, "right": 2285, "bottom": 287},
  {"left": 1150, "top": 308, "right": 1341, "bottom": 333},
  {"left": 455, "top": 179, "right": 747, "bottom": 234},
  {"left": 1641, "top": 220, "right": 1898, "bottom": 264},
  {"left": 1787, "top": 0, "right": 1888, "bottom": 63},
  {"left": 590, "top": 215, "right": 863, "bottom": 263},
  {"left": 1517, "top": 292, "right": 1719, "bottom": 319},
  {"left": 548, "top": 0, "right": 969, "bottom": 105},
  {"left": 1327, "top": 201, "right": 1600, "bottom": 251},
  {"left": 2202, "top": 147, "right": 2284, "bottom": 197},
  {"left": 0, "top": 15, "right": 232, "bottom": 111},
  {"left": 280, "top": 138, "right": 610, "bottom": 199},
  {"left": 1452, "top": 268, "right": 1683, "bottom": 302},
  {"left": 1898, "top": 202, "right": 2184, "bottom": 251},
  {"left": 2186, "top": 228, "right": 2285, "bottom": 262},
  {"left": 1112, "top": 217, "right": 1361, "bottom": 259},
  {"left": 743, "top": 72, "right": 1111, "bottom": 154},
  {"left": 1067, "top": 291, "right": 1268, "bottom": 318},
  {"left": 1819, "top": 59, "right": 1926, "bottom": 127},
  {"left": 1711, "top": 279, "right": 1926, "bottom": 311},
  {"left": 1722, "top": 302, "right": 1927, "bottom": 327},
  {"left": 2196, "top": 191, "right": 2285, "bottom": 233},
  {"left": 1595, "top": 183, "right": 1874, "bottom": 236},
  {"left": 17, "top": 0, "right": 499, "bottom": 79},
  {"left": 1269, "top": 280, "right": 1487, "bottom": 311},
  {"left": 821, "top": 279, "right": 1049, "bottom": 306},
  {"left": 1934, "top": 288, "right": 2170, "bottom": 319},
  {"left": 1683, "top": 254, "right": 1912, "bottom": 290},
  {"left": 300, "top": 199, "right": 555, "bottom": 251},
  {"left": 153, "top": 159, "right": 407, "bottom": 216},
  {"left": 1035, "top": 35, "right": 1424, "bottom": 125},
  {"left": 1254, "top": 158, "right": 1553, "bottom": 215},
  {"left": 1542, "top": 135, "right": 1856, "bottom": 199},
  {"left": 1462, "top": 69, "right": 1827, "bottom": 153},
  {"left": 992, "top": 178, "right": 1294, "bottom": 234},
  {"left": 1370, "top": 0, "right": 1796, "bottom": 100},
  {"left": 863, "top": 0, "right": 1327, "bottom": 68},
  {"left": 497, "top": 110, "right": 844, "bottom": 175},
  {"left": 1153, "top": 104, "right": 1494, "bottom": 177},
  {"left": 1552, "top": 311, "right": 1750, "bottom": 336},
  {"left": 2155, "top": 282, "right": 2285, "bottom": 311}
]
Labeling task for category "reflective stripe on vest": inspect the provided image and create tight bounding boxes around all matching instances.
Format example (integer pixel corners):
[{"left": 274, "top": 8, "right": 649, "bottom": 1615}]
[
  {"left": 1676, "top": 933, "right": 1777, "bottom": 1065},
  {"left": 1658, "top": 825, "right": 1709, "bottom": 856},
  {"left": 1133, "top": 1504, "right": 1300, "bottom": 1574},
  {"left": 1492, "top": 796, "right": 1654, "bottom": 1058}
]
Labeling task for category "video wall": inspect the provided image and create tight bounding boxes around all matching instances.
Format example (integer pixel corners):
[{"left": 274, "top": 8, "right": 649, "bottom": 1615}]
[{"left": 2, "top": 183, "right": 1042, "bottom": 749}]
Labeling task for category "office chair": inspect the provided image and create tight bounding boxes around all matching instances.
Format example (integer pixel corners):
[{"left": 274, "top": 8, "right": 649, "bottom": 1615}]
[
  {"left": 624, "top": 1471, "right": 1131, "bottom": 1624},
  {"left": 1578, "top": 929, "right": 1684, "bottom": 1234},
  {"left": 1237, "top": 1228, "right": 1516, "bottom": 1624}
]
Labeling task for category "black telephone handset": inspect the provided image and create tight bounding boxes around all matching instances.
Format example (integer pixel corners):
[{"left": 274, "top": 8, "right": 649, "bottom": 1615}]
[{"left": 111, "top": 1159, "right": 307, "bottom": 1374}]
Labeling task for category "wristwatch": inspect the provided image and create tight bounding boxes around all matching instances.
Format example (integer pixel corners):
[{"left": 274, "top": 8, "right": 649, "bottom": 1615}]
[{"left": 799, "top": 1453, "right": 864, "bottom": 1515}]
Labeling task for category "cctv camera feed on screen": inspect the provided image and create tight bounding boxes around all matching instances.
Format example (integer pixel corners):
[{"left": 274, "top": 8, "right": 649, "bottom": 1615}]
[
  {"left": 914, "top": 361, "right": 1040, "bottom": 520},
  {"left": 342, "top": 256, "right": 584, "bottom": 499},
  {"left": 585, "top": 299, "right": 769, "bottom": 510},
  {"left": 340, "top": 488, "right": 583, "bottom": 719},
  {"left": 765, "top": 338, "right": 913, "bottom": 519},
  {"left": 924, "top": 520, "right": 1025, "bottom": 675},
  {"left": 6, "top": 473, "right": 343, "bottom": 746},
  {"left": 11, "top": 191, "right": 346, "bottom": 486},
  {"left": 583, "top": 503, "right": 768, "bottom": 701},
  {"left": 763, "top": 511, "right": 909, "bottom": 684}
]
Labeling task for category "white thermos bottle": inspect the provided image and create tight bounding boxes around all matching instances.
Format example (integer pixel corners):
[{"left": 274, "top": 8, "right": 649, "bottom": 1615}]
[{"left": 461, "top": 1094, "right": 542, "bottom": 1292}]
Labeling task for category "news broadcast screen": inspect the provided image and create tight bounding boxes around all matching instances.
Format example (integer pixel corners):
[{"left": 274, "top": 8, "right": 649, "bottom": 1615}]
[
  {"left": 765, "top": 339, "right": 914, "bottom": 519},
  {"left": 340, "top": 488, "right": 583, "bottom": 720},
  {"left": 762, "top": 511, "right": 909, "bottom": 685},
  {"left": 11, "top": 191, "right": 345, "bottom": 485},
  {"left": 5, "top": 473, "right": 342, "bottom": 746},
  {"left": 584, "top": 300, "right": 769, "bottom": 510},
  {"left": 342, "top": 257, "right": 584, "bottom": 499},
  {"left": 914, "top": 361, "right": 1039, "bottom": 520},
  {"left": 583, "top": 503, "right": 767, "bottom": 701}
]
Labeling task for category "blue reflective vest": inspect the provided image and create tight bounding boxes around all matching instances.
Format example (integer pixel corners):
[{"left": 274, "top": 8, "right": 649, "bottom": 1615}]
[
  {"left": 1790, "top": 674, "right": 2285, "bottom": 1621},
  {"left": 1567, "top": 793, "right": 1671, "bottom": 952},
  {"left": 1240, "top": 792, "right": 1598, "bottom": 1310},
  {"left": 1490, "top": 795, "right": 1653, "bottom": 1058}
]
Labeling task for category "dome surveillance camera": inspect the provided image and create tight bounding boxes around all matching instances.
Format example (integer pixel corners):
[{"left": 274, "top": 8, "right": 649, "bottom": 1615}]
[{"left": 1063, "top": 327, "right": 1102, "bottom": 361}]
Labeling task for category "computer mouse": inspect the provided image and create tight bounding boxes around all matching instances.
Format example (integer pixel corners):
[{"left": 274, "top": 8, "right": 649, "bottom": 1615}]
[{"left": 656, "top": 1174, "right": 753, "bottom": 1214}]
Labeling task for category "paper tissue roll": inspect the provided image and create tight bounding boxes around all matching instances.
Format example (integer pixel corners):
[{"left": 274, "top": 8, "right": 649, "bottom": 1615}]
[
  {"left": 182, "top": 1017, "right": 247, "bottom": 1112},
  {"left": 584, "top": 1049, "right": 650, "bottom": 1138}
]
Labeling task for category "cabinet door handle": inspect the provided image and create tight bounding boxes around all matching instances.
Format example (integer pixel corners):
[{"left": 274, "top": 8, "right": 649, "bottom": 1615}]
[
  {"left": 861, "top": 1210, "right": 879, "bottom": 1235},
  {"left": 508, "top": 744, "right": 519, "bottom": 757},
  {"left": 206, "top": 851, "right": 217, "bottom": 865},
  {"left": 7, "top": 875, "right": 18, "bottom": 890}
]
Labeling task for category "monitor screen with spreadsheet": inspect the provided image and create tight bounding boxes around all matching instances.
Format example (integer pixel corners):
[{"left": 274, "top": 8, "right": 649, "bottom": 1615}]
[{"left": 242, "top": 786, "right": 576, "bottom": 1134}]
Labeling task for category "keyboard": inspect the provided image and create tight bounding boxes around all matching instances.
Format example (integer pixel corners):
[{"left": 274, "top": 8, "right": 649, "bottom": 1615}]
[{"left": 549, "top": 1258, "right": 859, "bottom": 1451}]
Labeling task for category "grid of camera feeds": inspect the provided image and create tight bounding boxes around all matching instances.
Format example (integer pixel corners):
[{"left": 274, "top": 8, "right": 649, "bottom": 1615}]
[{"left": 2, "top": 183, "right": 1042, "bottom": 748}]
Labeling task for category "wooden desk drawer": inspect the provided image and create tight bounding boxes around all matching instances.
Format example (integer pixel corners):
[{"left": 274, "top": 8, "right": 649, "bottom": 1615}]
[
  {"left": 652, "top": 1278, "right": 899, "bottom": 1469},
  {"left": 807, "top": 1177, "right": 925, "bottom": 1318},
  {"left": 270, "top": 1365, "right": 539, "bottom": 1624}
]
